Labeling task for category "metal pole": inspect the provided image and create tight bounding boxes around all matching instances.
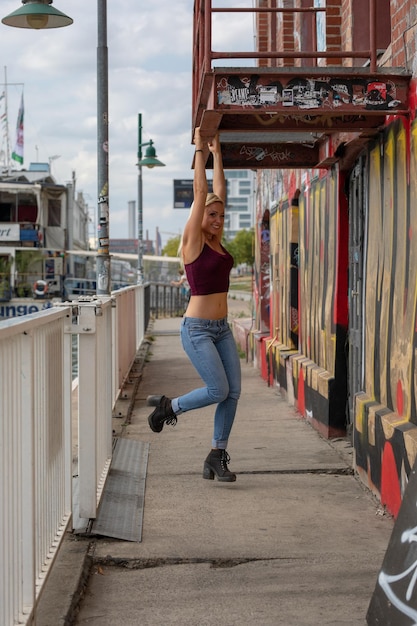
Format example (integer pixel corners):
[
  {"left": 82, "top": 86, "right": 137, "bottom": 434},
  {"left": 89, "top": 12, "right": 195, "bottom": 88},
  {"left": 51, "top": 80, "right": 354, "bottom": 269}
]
[
  {"left": 137, "top": 113, "right": 144, "bottom": 285},
  {"left": 369, "top": 0, "right": 377, "bottom": 72},
  {"left": 96, "top": 0, "right": 111, "bottom": 295}
]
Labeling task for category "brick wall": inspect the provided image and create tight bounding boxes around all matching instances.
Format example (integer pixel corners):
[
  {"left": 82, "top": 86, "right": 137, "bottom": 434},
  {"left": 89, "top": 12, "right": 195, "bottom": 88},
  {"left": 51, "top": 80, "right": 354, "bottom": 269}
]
[
  {"left": 257, "top": 0, "right": 270, "bottom": 67},
  {"left": 341, "top": 0, "right": 352, "bottom": 64},
  {"left": 279, "top": 0, "right": 296, "bottom": 67},
  {"left": 324, "top": 0, "right": 342, "bottom": 66},
  {"left": 391, "top": 0, "right": 411, "bottom": 67},
  {"left": 256, "top": 0, "right": 363, "bottom": 69}
]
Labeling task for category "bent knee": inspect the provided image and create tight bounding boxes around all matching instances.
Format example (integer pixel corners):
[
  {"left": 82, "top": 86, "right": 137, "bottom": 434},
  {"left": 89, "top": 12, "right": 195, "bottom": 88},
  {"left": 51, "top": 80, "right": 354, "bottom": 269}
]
[{"left": 207, "top": 385, "right": 229, "bottom": 404}]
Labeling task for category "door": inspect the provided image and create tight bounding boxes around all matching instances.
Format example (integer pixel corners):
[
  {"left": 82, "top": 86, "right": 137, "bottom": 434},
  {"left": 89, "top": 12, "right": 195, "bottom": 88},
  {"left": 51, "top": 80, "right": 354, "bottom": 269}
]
[{"left": 347, "top": 156, "right": 366, "bottom": 427}]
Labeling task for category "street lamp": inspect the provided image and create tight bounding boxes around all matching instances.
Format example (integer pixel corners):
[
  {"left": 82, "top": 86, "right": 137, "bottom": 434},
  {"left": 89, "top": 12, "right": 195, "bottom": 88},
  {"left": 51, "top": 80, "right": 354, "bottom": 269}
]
[
  {"left": 2, "top": 0, "right": 73, "bottom": 29},
  {"left": 3, "top": 0, "right": 111, "bottom": 296},
  {"left": 136, "top": 113, "right": 165, "bottom": 285}
]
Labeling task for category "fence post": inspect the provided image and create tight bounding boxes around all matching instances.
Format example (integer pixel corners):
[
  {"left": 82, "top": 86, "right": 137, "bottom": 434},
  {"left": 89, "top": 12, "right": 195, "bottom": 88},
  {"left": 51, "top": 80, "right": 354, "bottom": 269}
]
[
  {"left": 136, "top": 285, "right": 145, "bottom": 344},
  {"left": 21, "top": 331, "right": 35, "bottom": 619},
  {"left": 77, "top": 304, "right": 98, "bottom": 519}
]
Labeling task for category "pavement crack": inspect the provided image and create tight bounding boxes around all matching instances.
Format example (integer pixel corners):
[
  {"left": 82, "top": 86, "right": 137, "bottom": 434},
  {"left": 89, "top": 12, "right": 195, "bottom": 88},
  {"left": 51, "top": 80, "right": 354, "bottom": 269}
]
[
  {"left": 240, "top": 467, "right": 354, "bottom": 476},
  {"left": 169, "top": 467, "right": 354, "bottom": 478},
  {"left": 93, "top": 556, "right": 295, "bottom": 570}
]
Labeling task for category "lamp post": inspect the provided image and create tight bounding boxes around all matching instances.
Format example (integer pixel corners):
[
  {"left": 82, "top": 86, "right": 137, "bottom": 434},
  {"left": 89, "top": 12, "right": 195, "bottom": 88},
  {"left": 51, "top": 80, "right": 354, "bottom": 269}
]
[
  {"left": 136, "top": 113, "right": 165, "bottom": 285},
  {"left": 96, "top": 0, "right": 110, "bottom": 295},
  {"left": 2, "top": 0, "right": 111, "bottom": 296}
]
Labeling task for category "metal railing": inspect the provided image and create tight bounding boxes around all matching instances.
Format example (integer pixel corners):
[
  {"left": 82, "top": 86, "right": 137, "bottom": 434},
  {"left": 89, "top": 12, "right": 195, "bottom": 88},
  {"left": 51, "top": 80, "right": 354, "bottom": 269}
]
[
  {"left": 149, "top": 282, "right": 189, "bottom": 319},
  {"left": 1, "top": 307, "right": 72, "bottom": 626},
  {"left": 0, "top": 283, "right": 147, "bottom": 626}
]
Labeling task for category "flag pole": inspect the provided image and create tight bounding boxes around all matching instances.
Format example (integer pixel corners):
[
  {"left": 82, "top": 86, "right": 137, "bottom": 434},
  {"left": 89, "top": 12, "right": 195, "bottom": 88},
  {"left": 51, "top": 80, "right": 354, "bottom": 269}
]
[
  {"left": 11, "top": 91, "right": 24, "bottom": 167},
  {"left": 2, "top": 66, "right": 11, "bottom": 172},
  {"left": 0, "top": 68, "right": 24, "bottom": 171}
]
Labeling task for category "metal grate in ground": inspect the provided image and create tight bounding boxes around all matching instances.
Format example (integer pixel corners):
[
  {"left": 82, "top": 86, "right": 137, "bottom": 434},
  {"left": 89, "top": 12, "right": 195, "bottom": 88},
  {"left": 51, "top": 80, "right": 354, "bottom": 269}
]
[{"left": 90, "top": 438, "right": 149, "bottom": 542}]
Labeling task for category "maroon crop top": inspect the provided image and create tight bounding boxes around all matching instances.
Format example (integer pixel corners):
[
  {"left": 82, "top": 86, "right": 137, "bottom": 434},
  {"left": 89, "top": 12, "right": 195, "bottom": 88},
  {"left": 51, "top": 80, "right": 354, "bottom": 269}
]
[{"left": 185, "top": 243, "right": 234, "bottom": 295}]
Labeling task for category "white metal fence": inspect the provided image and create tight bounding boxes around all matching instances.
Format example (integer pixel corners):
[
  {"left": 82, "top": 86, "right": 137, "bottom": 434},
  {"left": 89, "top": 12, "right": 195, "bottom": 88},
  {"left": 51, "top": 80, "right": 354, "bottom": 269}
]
[{"left": 0, "top": 284, "right": 144, "bottom": 626}]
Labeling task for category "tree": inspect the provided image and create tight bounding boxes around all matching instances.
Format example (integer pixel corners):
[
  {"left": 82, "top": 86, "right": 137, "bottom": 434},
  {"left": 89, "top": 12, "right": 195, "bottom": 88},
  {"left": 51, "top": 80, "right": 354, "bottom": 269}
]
[
  {"left": 226, "top": 229, "right": 254, "bottom": 266},
  {"left": 0, "top": 255, "right": 12, "bottom": 300},
  {"left": 162, "top": 235, "right": 181, "bottom": 258},
  {"left": 15, "top": 250, "right": 44, "bottom": 296},
  {"left": 162, "top": 230, "right": 254, "bottom": 267}
]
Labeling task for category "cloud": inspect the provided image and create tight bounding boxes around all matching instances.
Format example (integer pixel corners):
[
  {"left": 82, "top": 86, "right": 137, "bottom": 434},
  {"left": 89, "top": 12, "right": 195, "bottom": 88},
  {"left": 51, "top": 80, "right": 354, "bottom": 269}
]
[{"left": 0, "top": 0, "right": 253, "bottom": 247}]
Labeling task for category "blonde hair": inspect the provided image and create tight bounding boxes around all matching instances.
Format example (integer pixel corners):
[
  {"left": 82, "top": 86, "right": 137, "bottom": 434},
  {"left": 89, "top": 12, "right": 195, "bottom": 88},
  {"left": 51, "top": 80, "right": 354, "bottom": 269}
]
[
  {"left": 205, "top": 192, "right": 224, "bottom": 207},
  {"left": 177, "top": 193, "right": 224, "bottom": 260}
]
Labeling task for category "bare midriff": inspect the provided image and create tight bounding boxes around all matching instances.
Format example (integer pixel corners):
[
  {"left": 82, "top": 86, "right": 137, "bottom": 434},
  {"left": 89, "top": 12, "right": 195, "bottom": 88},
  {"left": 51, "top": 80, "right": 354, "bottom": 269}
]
[{"left": 184, "top": 292, "right": 228, "bottom": 320}]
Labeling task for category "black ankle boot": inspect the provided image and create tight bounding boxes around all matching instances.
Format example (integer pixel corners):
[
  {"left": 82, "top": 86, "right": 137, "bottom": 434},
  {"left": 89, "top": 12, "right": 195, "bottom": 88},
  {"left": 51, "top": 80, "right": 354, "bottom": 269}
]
[
  {"left": 203, "top": 449, "right": 236, "bottom": 482},
  {"left": 148, "top": 396, "right": 177, "bottom": 433}
]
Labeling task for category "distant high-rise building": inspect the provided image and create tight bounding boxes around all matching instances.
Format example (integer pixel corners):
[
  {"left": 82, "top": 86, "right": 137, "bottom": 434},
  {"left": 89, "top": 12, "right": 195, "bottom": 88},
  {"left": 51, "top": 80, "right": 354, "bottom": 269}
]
[
  {"left": 223, "top": 170, "right": 255, "bottom": 239},
  {"left": 128, "top": 200, "right": 136, "bottom": 239}
]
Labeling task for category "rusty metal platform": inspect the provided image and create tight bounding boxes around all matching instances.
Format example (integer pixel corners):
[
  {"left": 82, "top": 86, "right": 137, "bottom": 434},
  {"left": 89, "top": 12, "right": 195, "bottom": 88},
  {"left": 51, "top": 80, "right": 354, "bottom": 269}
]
[
  {"left": 191, "top": 2, "right": 411, "bottom": 170},
  {"left": 195, "top": 67, "right": 410, "bottom": 170}
]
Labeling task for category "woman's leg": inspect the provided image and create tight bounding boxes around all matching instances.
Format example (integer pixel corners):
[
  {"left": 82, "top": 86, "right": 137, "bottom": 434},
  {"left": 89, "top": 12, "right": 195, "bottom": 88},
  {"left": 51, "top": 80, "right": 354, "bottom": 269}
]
[
  {"left": 173, "top": 318, "right": 241, "bottom": 447},
  {"left": 210, "top": 323, "right": 241, "bottom": 449},
  {"left": 148, "top": 317, "right": 231, "bottom": 434},
  {"left": 172, "top": 317, "right": 231, "bottom": 413},
  {"left": 202, "top": 321, "right": 240, "bottom": 482}
]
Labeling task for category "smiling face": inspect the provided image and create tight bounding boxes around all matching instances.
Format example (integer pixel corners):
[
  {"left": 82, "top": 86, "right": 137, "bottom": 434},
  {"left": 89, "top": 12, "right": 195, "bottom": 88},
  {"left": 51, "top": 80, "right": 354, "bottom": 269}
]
[{"left": 202, "top": 201, "right": 225, "bottom": 240}]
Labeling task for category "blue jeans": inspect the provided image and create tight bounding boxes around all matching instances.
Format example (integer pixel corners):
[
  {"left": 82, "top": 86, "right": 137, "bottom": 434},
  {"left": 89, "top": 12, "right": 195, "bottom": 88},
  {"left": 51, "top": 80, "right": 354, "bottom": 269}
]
[{"left": 171, "top": 317, "right": 241, "bottom": 449}]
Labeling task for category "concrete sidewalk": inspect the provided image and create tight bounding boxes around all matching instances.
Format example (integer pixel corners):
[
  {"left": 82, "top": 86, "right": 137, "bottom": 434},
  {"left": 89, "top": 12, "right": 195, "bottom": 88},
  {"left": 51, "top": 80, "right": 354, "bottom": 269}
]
[{"left": 38, "top": 311, "right": 393, "bottom": 626}]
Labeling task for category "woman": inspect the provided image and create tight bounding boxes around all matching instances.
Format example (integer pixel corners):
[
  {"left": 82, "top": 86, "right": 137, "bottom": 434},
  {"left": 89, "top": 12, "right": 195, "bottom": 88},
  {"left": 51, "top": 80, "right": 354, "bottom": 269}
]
[
  {"left": 148, "top": 128, "right": 241, "bottom": 483},
  {"left": 170, "top": 268, "right": 191, "bottom": 305}
]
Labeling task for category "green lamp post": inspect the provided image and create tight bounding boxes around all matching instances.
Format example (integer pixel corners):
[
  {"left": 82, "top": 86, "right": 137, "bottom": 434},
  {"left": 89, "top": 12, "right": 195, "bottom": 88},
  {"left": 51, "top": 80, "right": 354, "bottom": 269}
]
[{"left": 136, "top": 113, "right": 165, "bottom": 284}]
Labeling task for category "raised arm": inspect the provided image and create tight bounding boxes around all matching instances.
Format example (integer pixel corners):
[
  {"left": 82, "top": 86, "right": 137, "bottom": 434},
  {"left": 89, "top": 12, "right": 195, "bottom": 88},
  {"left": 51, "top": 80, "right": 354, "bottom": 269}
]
[
  {"left": 171, "top": 275, "right": 187, "bottom": 287},
  {"left": 209, "top": 134, "right": 226, "bottom": 203},
  {"left": 181, "top": 127, "right": 209, "bottom": 264}
]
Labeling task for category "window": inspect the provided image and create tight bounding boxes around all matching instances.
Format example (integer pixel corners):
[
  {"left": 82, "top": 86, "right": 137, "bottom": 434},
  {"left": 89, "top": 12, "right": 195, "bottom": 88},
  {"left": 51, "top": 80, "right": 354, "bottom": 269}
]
[
  {"left": 18, "top": 204, "right": 37, "bottom": 223},
  {"left": 0, "top": 203, "right": 11, "bottom": 222},
  {"left": 48, "top": 199, "right": 61, "bottom": 227},
  {"left": 225, "top": 170, "right": 249, "bottom": 179},
  {"left": 229, "top": 204, "right": 248, "bottom": 212}
]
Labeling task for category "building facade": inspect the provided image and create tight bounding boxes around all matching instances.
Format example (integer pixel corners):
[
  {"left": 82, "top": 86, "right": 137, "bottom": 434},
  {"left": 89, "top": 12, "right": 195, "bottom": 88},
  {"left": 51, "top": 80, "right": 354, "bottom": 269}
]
[
  {"left": 246, "top": 0, "right": 417, "bottom": 519},
  {"left": 223, "top": 170, "right": 255, "bottom": 239},
  {"left": 191, "top": 0, "right": 417, "bottom": 520},
  {"left": 0, "top": 163, "right": 92, "bottom": 314}
]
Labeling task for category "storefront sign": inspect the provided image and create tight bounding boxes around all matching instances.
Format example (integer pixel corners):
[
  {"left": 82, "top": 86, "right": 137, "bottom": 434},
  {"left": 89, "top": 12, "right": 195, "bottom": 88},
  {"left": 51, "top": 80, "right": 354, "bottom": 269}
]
[{"left": 0, "top": 224, "right": 19, "bottom": 241}]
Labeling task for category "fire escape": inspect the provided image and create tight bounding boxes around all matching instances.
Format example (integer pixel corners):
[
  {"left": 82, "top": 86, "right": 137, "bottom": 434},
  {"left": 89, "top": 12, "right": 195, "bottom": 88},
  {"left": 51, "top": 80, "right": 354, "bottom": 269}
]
[{"left": 192, "top": 0, "right": 410, "bottom": 170}]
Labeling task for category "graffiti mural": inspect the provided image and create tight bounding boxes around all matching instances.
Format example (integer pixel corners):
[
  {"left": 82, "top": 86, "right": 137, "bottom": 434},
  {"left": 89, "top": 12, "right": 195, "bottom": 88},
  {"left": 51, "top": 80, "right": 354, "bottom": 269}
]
[
  {"left": 272, "top": 196, "right": 299, "bottom": 350},
  {"left": 253, "top": 172, "right": 273, "bottom": 336},
  {"left": 216, "top": 74, "right": 407, "bottom": 112},
  {"left": 220, "top": 142, "right": 320, "bottom": 168},
  {"left": 259, "top": 210, "right": 270, "bottom": 332},
  {"left": 367, "top": 463, "right": 417, "bottom": 624},
  {"left": 299, "top": 173, "right": 339, "bottom": 370},
  {"left": 289, "top": 240, "right": 299, "bottom": 347},
  {"left": 263, "top": 169, "right": 348, "bottom": 437},
  {"left": 355, "top": 118, "right": 417, "bottom": 517},
  {"left": 249, "top": 114, "right": 417, "bottom": 495}
]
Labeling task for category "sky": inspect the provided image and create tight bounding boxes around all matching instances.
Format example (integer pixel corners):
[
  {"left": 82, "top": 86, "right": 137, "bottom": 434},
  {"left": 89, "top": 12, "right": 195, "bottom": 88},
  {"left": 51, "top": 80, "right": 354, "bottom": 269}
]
[{"left": 0, "top": 0, "right": 254, "bottom": 249}]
